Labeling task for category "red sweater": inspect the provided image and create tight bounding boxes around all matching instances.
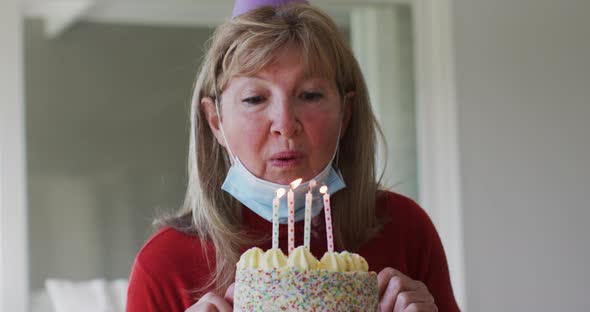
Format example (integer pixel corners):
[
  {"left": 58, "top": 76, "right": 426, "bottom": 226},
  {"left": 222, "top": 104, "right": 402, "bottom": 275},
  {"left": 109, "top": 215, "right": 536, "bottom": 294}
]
[{"left": 127, "top": 192, "right": 460, "bottom": 311}]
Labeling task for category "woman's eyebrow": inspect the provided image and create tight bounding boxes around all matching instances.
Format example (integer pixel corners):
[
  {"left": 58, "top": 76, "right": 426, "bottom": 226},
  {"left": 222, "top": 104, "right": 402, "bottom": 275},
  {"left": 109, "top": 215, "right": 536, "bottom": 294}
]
[
  {"left": 299, "top": 77, "right": 329, "bottom": 87},
  {"left": 233, "top": 73, "right": 328, "bottom": 88},
  {"left": 235, "top": 74, "right": 266, "bottom": 82}
]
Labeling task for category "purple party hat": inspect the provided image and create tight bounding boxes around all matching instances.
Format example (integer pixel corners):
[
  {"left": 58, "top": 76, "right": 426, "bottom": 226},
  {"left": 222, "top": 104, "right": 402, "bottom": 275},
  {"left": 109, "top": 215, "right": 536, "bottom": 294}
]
[{"left": 232, "top": 0, "right": 309, "bottom": 18}]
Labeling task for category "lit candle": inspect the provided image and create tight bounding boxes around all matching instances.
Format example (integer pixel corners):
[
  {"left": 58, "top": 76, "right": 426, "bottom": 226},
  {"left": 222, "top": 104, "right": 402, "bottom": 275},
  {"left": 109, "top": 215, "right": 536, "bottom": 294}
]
[
  {"left": 320, "top": 185, "right": 334, "bottom": 252},
  {"left": 304, "top": 180, "right": 317, "bottom": 250},
  {"left": 273, "top": 188, "right": 286, "bottom": 250},
  {"left": 288, "top": 178, "right": 302, "bottom": 255}
]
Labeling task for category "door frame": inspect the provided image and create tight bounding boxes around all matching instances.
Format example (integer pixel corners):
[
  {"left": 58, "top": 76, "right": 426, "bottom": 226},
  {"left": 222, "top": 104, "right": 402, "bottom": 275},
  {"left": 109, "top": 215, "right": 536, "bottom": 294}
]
[
  {"left": 413, "top": 0, "right": 466, "bottom": 309},
  {"left": 1, "top": 0, "right": 29, "bottom": 310}
]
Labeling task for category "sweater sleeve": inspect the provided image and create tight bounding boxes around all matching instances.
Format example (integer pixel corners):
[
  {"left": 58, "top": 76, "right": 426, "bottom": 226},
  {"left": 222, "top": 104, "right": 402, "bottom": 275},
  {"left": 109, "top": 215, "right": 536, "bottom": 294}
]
[
  {"left": 411, "top": 201, "right": 461, "bottom": 312},
  {"left": 126, "top": 253, "right": 191, "bottom": 312},
  {"left": 127, "top": 258, "right": 172, "bottom": 311},
  {"left": 126, "top": 228, "right": 214, "bottom": 312}
]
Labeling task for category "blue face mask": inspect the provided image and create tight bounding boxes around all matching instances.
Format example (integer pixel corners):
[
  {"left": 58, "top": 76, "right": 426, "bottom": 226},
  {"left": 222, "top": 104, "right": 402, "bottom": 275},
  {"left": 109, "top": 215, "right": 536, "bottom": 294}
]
[
  {"left": 221, "top": 158, "right": 346, "bottom": 223},
  {"left": 214, "top": 97, "right": 346, "bottom": 223}
]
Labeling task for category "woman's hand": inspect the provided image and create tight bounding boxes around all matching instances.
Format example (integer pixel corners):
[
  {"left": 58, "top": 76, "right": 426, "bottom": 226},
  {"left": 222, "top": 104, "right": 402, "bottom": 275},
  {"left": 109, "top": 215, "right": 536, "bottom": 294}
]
[
  {"left": 185, "top": 283, "right": 234, "bottom": 312},
  {"left": 377, "top": 268, "right": 437, "bottom": 312}
]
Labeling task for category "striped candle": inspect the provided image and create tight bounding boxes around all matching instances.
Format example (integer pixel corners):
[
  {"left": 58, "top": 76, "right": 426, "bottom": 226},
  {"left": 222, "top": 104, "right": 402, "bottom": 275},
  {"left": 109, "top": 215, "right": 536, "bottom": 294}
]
[
  {"left": 273, "top": 188, "right": 285, "bottom": 250},
  {"left": 287, "top": 188, "right": 295, "bottom": 254},
  {"left": 320, "top": 185, "right": 334, "bottom": 252},
  {"left": 303, "top": 180, "right": 316, "bottom": 250},
  {"left": 288, "top": 178, "right": 302, "bottom": 255}
]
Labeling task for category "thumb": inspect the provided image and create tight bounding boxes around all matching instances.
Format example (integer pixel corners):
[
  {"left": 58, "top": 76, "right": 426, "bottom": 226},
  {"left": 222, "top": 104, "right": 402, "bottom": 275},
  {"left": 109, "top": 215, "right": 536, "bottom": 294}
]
[{"left": 224, "top": 283, "right": 235, "bottom": 305}]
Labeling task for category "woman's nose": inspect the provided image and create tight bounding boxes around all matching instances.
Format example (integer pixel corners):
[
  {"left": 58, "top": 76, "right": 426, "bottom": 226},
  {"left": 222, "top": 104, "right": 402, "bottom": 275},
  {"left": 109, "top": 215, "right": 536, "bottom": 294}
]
[{"left": 270, "top": 98, "right": 302, "bottom": 139}]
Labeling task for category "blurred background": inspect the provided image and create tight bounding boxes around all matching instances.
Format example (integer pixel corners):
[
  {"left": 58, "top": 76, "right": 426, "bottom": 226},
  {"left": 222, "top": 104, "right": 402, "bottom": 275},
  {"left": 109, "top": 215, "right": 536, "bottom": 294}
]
[
  {"left": 2, "top": 0, "right": 590, "bottom": 311},
  {"left": 5, "top": 1, "right": 419, "bottom": 311}
]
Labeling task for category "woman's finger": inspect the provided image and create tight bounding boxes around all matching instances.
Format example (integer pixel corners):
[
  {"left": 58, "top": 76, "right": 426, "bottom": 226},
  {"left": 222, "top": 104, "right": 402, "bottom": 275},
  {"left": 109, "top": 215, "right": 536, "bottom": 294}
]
[
  {"left": 379, "top": 274, "right": 402, "bottom": 311},
  {"left": 378, "top": 268, "right": 426, "bottom": 312},
  {"left": 404, "top": 302, "right": 439, "bottom": 312},
  {"left": 393, "top": 291, "right": 428, "bottom": 312},
  {"left": 189, "top": 302, "right": 218, "bottom": 312},
  {"left": 203, "top": 293, "right": 233, "bottom": 312},
  {"left": 378, "top": 268, "right": 406, "bottom": 296},
  {"left": 186, "top": 292, "right": 233, "bottom": 312},
  {"left": 224, "top": 283, "right": 235, "bottom": 305}
]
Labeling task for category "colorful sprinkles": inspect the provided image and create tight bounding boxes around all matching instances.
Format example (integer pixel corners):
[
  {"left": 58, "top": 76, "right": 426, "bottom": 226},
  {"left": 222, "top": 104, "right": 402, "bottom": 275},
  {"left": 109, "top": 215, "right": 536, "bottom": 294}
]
[{"left": 234, "top": 268, "right": 379, "bottom": 312}]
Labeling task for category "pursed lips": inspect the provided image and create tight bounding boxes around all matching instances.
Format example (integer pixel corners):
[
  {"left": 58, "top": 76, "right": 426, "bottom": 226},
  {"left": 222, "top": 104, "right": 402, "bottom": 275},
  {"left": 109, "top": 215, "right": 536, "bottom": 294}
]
[{"left": 268, "top": 151, "right": 304, "bottom": 168}]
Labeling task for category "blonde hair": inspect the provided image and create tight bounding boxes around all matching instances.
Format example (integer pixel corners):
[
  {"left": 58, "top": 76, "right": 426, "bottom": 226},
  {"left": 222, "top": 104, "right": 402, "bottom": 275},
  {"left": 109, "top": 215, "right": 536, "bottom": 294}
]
[{"left": 158, "top": 3, "right": 384, "bottom": 295}]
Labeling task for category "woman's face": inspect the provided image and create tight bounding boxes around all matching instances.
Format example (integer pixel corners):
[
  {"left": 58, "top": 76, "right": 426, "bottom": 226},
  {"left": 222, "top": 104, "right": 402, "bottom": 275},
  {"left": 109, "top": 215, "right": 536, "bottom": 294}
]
[{"left": 203, "top": 47, "right": 351, "bottom": 185}]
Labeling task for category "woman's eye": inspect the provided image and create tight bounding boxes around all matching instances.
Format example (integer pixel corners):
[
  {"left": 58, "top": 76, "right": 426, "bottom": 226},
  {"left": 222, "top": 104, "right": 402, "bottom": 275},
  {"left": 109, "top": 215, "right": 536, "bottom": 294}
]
[
  {"left": 301, "top": 92, "right": 323, "bottom": 101},
  {"left": 242, "top": 96, "right": 265, "bottom": 105}
]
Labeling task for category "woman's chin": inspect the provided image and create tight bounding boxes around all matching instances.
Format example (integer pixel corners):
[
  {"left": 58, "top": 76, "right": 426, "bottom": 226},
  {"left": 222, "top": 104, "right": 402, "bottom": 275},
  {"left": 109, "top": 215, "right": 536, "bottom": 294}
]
[
  {"left": 265, "top": 172, "right": 313, "bottom": 186},
  {"left": 269, "top": 176, "right": 303, "bottom": 185}
]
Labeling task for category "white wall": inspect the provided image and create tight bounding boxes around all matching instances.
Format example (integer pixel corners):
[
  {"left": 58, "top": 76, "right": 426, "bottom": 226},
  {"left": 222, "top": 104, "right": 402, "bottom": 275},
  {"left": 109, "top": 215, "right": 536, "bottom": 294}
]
[{"left": 453, "top": 0, "right": 590, "bottom": 311}]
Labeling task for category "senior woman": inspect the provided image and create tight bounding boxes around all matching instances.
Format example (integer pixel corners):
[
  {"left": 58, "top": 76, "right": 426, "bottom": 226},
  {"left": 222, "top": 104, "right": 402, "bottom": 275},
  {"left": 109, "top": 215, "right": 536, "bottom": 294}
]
[{"left": 127, "top": 1, "right": 459, "bottom": 311}]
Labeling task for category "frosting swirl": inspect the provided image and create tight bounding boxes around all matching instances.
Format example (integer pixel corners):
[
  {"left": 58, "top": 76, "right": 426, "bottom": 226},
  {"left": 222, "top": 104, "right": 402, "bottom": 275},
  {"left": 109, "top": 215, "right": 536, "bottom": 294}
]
[
  {"left": 237, "top": 247, "right": 369, "bottom": 272},
  {"left": 340, "top": 251, "right": 369, "bottom": 272},
  {"left": 319, "top": 252, "right": 347, "bottom": 271},
  {"left": 287, "top": 246, "right": 320, "bottom": 270},
  {"left": 237, "top": 247, "right": 264, "bottom": 269},
  {"left": 259, "top": 248, "right": 288, "bottom": 270}
]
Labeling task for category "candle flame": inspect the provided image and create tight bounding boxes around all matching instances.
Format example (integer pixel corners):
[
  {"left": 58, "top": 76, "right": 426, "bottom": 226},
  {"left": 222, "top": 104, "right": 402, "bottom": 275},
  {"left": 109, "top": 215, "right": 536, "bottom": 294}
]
[
  {"left": 319, "top": 185, "right": 328, "bottom": 194},
  {"left": 290, "top": 178, "right": 302, "bottom": 190},
  {"left": 276, "top": 188, "right": 286, "bottom": 198}
]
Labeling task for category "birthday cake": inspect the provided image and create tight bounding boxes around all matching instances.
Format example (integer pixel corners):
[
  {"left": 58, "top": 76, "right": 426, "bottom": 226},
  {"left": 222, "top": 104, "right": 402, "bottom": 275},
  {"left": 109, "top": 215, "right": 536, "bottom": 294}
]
[
  {"left": 234, "top": 246, "right": 379, "bottom": 311},
  {"left": 233, "top": 178, "right": 378, "bottom": 311}
]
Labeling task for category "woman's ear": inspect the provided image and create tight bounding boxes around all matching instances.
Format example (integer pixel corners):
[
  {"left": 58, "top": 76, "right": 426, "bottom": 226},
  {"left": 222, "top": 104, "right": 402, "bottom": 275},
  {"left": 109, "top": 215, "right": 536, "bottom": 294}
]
[
  {"left": 341, "top": 91, "right": 355, "bottom": 138},
  {"left": 201, "top": 97, "right": 226, "bottom": 147}
]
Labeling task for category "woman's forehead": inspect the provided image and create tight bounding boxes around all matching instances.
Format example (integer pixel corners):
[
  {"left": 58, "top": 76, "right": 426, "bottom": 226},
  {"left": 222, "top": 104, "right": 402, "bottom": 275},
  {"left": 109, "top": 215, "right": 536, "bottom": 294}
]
[
  {"left": 234, "top": 66, "right": 331, "bottom": 83},
  {"left": 241, "top": 57, "right": 330, "bottom": 78},
  {"left": 221, "top": 44, "right": 336, "bottom": 89},
  {"left": 227, "top": 50, "right": 335, "bottom": 88},
  {"left": 224, "top": 65, "right": 335, "bottom": 92}
]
